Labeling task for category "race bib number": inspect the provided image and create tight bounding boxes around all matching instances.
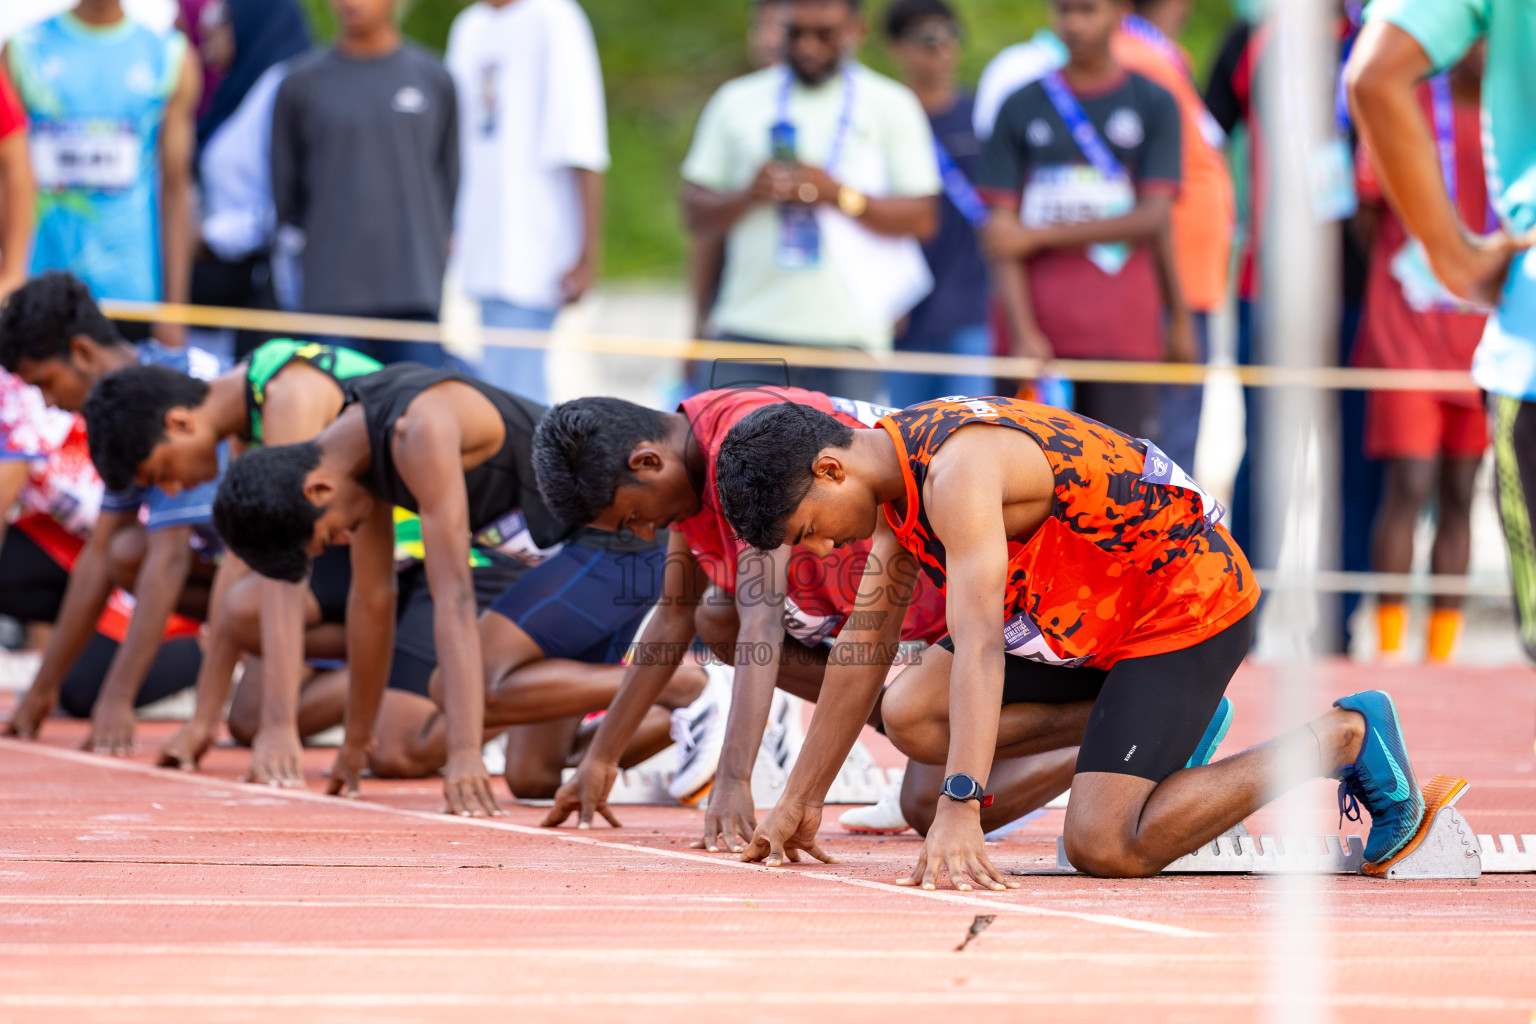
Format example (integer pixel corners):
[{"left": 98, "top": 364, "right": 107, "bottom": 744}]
[
  {"left": 1138, "top": 439, "right": 1224, "bottom": 530},
  {"left": 31, "top": 121, "right": 141, "bottom": 193},
  {"left": 783, "top": 595, "right": 843, "bottom": 647},
  {"left": 828, "top": 396, "right": 897, "bottom": 426},
  {"left": 1003, "top": 609, "right": 1088, "bottom": 666},
  {"left": 474, "top": 509, "right": 562, "bottom": 566},
  {"left": 1022, "top": 166, "right": 1134, "bottom": 274}
]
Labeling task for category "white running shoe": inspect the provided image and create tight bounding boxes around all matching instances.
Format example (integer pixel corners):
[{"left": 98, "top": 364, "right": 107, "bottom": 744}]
[
  {"left": 838, "top": 781, "right": 910, "bottom": 835},
  {"left": 749, "top": 690, "right": 805, "bottom": 808},
  {"left": 667, "top": 663, "right": 734, "bottom": 805}
]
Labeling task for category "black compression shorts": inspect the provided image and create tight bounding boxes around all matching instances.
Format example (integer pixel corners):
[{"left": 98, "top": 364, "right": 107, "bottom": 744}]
[{"left": 936, "top": 608, "right": 1255, "bottom": 783}]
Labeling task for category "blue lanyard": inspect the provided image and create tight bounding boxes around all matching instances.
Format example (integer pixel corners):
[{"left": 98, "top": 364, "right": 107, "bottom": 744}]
[
  {"left": 776, "top": 63, "right": 857, "bottom": 172},
  {"left": 1040, "top": 71, "right": 1126, "bottom": 180},
  {"left": 1121, "top": 14, "right": 1185, "bottom": 71},
  {"left": 1429, "top": 73, "right": 1457, "bottom": 207},
  {"left": 1120, "top": 14, "right": 1226, "bottom": 148},
  {"left": 934, "top": 137, "right": 989, "bottom": 228}
]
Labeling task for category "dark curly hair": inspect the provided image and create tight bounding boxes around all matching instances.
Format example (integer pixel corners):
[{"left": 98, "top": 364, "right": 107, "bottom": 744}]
[
  {"left": 83, "top": 365, "right": 211, "bottom": 491},
  {"left": 533, "top": 397, "right": 672, "bottom": 524},
  {"left": 883, "top": 0, "right": 956, "bottom": 40},
  {"left": 715, "top": 402, "right": 853, "bottom": 550},
  {"left": 212, "top": 442, "right": 324, "bottom": 583},
  {"left": 0, "top": 272, "right": 119, "bottom": 372}
]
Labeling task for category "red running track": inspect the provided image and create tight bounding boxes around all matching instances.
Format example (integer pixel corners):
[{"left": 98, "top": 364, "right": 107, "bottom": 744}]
[{"left": 1, "top": 660, "right": 1534, "bottom": 1023}]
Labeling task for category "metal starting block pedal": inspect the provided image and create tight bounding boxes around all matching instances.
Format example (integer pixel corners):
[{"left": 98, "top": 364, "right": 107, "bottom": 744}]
[
  {"left": 1360, "top": 775, "right": 1479, "bottom": 879},
  {"left": 1037, "top": 776, "right": 1528, "bottom": 878}
]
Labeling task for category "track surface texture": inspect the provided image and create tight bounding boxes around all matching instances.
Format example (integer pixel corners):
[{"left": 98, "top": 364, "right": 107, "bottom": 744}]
[{"left": 1, "top": 661, "right": 1534, "bottom": 1023}]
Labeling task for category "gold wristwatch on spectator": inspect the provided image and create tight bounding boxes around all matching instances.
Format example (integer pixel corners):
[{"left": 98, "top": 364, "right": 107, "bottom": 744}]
[{"left": 837, "top": 185, "right": 868, "bottom": 218}]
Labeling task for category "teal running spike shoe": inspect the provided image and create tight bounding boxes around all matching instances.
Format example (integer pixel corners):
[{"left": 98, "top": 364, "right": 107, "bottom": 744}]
[
  {"left": 1186, "top": 696, "right": 1234, "bottom": 769},
  {"left": 1332, "top": 691, "right": 1424, "bottom": 863}
]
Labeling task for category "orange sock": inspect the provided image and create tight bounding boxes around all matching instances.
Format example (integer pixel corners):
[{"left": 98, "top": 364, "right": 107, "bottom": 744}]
[
  {"left": 1427, "top": 608, "right": 1463, "bottom": 663},
  {"left": 1377, "top": 602, "right": 1407, "bottom": 657}
]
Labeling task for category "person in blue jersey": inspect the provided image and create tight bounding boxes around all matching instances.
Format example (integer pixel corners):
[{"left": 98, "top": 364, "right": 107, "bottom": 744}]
[
  {"left": 0, "top": 274, "right": 225, "bottom": 752},
  {"left": 3, "top": 0, "right": 201, "bottom": 346},
  {"left": 1348, "top": 0, "right": 1536, "bottom": 664}
]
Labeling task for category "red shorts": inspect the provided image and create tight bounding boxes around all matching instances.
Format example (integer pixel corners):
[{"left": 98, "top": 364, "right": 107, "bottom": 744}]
[{"left": 1365, "top": 390, "right": 1488, "bottom": 460}]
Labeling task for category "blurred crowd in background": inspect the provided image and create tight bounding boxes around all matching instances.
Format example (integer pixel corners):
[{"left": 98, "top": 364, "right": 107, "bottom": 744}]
[{"left": 0, "top": 0, "right": 1509, "bottom": 665}]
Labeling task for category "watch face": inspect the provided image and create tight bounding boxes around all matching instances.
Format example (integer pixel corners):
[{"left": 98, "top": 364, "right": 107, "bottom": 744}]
[{"left": 944, "top": 774, "right": 977, "bottom": 800}]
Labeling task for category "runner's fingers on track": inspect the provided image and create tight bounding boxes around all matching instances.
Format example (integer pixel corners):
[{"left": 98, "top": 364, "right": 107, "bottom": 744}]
[
  {"left": 5, "top": 688, "right": 52, "bottom": 738},
  {"left": 445, "top": 771, "right": 505, "bottom": 817},
  {"left": 157, "top": 722, "right": 212, "bottom": 771},
  {"left": 697, "top": 803, "right": 755, "bottom": 853},
  {"left": 593, "top": 802, "right": 623, "bottom": 829},
  {"left": 324, "top": 744, "right": 368, "bottom": 798},
  {"left": 739, "top": 833, "right": 773, "bottom": 864},
  {"left": 950, "top": 851, "right": 1010, "bottom": 893},
  {"left": 538, "top": 789, "right": 580, "bottom": 828},
  {"left": 86, "top": 708, "right": 137, "bottom": 756},
  {"left": 896, "top": 848, "right": 931, "bottom": 888}
]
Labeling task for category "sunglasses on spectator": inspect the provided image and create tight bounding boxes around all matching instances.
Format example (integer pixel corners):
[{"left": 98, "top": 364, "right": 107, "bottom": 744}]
[{"left": 904, "top": 25, "right": 958, "bottom": 48}]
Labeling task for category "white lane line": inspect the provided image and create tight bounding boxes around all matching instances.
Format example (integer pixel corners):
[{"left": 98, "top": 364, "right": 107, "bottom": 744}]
[
  {"left": 0, "top": 943, "right": 1527, "bottom": 967},
  {"left": 0, "top": 992, "right": 1530, "bottom": 1011},
  {"left": 0, "top": 740, "right": 1211, "bottom": 939}
]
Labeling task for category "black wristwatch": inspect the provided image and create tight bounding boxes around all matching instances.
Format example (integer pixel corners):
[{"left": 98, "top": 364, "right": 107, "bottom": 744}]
[{"left": 941, "top": 773, "right": 993, "bottom": 808}]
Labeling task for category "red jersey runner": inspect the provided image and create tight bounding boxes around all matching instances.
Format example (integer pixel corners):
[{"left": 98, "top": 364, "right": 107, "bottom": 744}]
[
  {"left": 679, "top": 387, "right": 946, "bottom": 646},
  {"left": 878, "top": 397, "right": 1258, "bottom": 667}
]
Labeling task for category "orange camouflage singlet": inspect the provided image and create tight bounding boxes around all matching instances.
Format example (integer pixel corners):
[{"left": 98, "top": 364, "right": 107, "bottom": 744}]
[{"left": 879, "top": 397, "right": 1259, "bottom": 668}]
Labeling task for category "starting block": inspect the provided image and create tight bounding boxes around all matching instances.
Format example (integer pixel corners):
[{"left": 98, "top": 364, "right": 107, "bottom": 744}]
[
  {"left": 1359, "top": 775, "right": 1478, "bottom": 879},
  {"left": 1036, "top": 776, "right": 1533, "bottom": 879}
]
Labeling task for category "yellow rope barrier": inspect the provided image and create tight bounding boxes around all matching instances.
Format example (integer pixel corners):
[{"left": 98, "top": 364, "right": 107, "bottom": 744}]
[{"left": 102, "top": 300, "right": 1479, "bottom": 393}]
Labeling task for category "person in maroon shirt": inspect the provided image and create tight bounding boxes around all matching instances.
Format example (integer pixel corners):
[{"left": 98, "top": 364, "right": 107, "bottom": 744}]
[
  {"left": 1354, "top": 47, "right": 1489, "bottom": 663},
  {"left": 976, "top": 0, "right": 1191, "bottom": 443},
  {"left": 0, "top": 66, "right": 33, "bottom": 300}
]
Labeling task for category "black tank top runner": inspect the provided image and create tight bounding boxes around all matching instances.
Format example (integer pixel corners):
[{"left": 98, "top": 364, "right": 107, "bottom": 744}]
[{"left": 346, "top": 363, "right": 573, "bottom": 551}]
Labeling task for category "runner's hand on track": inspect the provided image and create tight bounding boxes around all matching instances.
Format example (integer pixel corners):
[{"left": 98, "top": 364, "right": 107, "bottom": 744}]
[
  {"left": 85, "top": 699, "right": 137, "bottom": 755},
  {"left": 245, "top": 727, "right": 306, "bottom": 788},
  {"left": 443, "top": 748, "right": 504, "bottom": 817},
  {"left": 896, "top": 799, "right": 1017, "bottom": 892},
  {"left": 541, "top": 759, "right": 620, "bottom": 829},
  {"left": 157, "top": 719, "right": 216, "bottom": 770},
  {"left": 4, "top": 684, "right": 56, "bottom": 739},
  {"left": 325, "top": 739, "right": 372, "bottom": 798},
  {"left": 740, "top": 797, "right": 836, "bottom": 867},
  {"left": 692, "top": 776, "right": 756, "bottom": 853}
]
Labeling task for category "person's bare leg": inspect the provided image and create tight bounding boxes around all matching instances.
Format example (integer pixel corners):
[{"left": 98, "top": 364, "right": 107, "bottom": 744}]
[
  {"left": 503, "top": 715, "right": 585, "bottom": 799},
  {"left": 295, "top": 668, "right": 348, "bottom": 738},
  {"left": 226, "top": 655, "right": 266, "bottom": 747},
  {"left": 570, "top": 705, "right": 676, "bottom": 769},
  {"left": 1371, "top": 458, "right": 1435, "bottom": 606},
  {"left": 879, "top": 644, "right": 1095, "bottom": 763},
  {"left": 228, "top": 662, "right": 345, "bottom": 746},
  {"left": 1062, "top": 709, "right": 1365, "bottom": 877},
  {"left": 900, "top": 751, "right": 1079, "bottom": 836},
  {"left": 478, "top": 612, "right": 706, "bottom": 728},
  {"left": 693, "top": 596, "right": 871, "bottom": 720},
  {"left": 369, "top": 690, "right": 449, "bottom": 778},
  {"left": 222, "top": 572, "right": 344, "bottom": 660},
  {"left": 1431, "top": 457, "right": 1479, "bottom": 611}
]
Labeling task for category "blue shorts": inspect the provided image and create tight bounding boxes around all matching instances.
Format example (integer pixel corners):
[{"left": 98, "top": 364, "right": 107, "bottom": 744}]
[{"left": 487, "top": 529, "right": 668, "bottom": 664}]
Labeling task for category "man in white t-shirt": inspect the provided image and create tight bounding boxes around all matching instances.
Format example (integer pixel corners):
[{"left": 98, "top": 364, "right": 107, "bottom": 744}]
[
  {"left": 681, "top": 0, "right": 940, "bottom": 402},
  {"left": 446, "top": 0, "right": 608, "bottom": 405}
]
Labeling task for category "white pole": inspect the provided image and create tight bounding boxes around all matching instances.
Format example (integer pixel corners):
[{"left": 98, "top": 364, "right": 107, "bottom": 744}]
[{"left": 1259, "top": 0, "right": 1342, "bottom": 1019}]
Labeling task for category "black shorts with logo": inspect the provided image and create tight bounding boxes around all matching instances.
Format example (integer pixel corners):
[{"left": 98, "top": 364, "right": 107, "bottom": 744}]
[{"left": 936, "top": 609, "right": 1254, "bottom": 783}]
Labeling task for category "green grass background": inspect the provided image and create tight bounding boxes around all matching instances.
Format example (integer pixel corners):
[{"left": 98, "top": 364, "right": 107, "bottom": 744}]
[{"left": 299, "top": 0, "right": 1238, "bottom": 279}]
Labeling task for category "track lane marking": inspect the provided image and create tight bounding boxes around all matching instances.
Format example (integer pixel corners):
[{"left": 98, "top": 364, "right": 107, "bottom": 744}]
[{"left": 2, "top": 740, "right": 1210, "bottom": 938}]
